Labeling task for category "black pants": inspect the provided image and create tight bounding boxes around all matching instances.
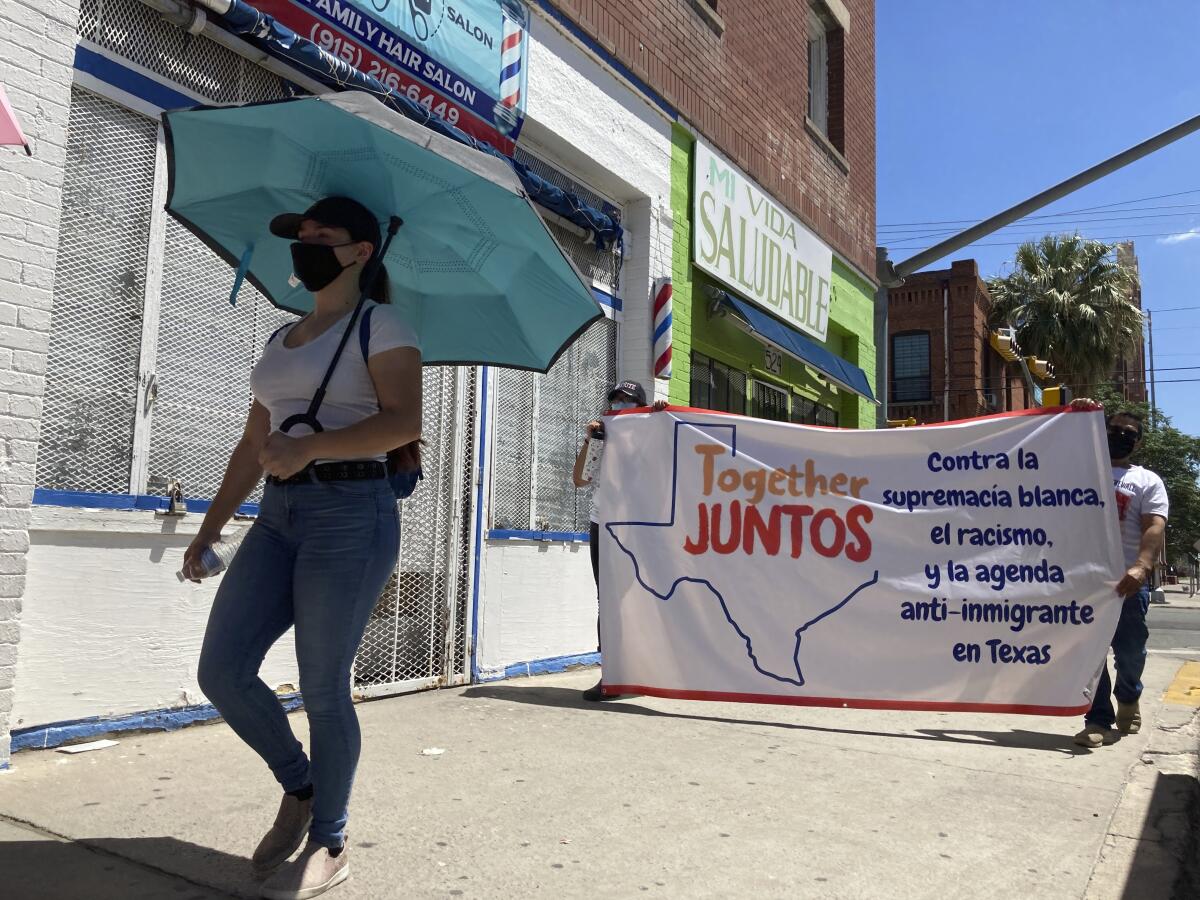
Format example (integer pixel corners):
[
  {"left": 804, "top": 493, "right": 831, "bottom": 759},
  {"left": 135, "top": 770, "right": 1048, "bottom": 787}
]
[{"left": 590, "top": 521, "right": 601, "bottom": 651}]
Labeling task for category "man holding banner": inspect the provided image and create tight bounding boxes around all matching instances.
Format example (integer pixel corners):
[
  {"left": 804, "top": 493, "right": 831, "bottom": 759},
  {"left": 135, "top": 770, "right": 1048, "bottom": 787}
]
[{"left": 1073, "top": 405, "right": 1168, "bottom": 749}]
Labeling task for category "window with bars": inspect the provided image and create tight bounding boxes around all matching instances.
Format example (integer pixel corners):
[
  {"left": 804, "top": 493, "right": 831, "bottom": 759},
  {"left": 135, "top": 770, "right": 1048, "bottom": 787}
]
[
  {"left": 891, "top": 331, "right": 932, "bottom": 403},
  {"left": 690, "top": 353, "right": 747, "bottom": 415},
  {"left": 490, "top": 317, "right": 618, "bottom": 533},
  {"left": 752, "top": 381, "right": 789, "bottom": 423},
  {"left": 791, "top": 396, "right": 840, "bottom": 428},
  {"left": 37, "top": 28, "right": 295, "bottom": 500}
]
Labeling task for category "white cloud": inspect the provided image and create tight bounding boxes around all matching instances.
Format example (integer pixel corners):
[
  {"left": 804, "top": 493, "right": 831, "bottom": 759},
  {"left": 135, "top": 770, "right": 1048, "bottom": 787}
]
[{"left": 1159, "top": 228, "right": 1200, "bottom": 245}]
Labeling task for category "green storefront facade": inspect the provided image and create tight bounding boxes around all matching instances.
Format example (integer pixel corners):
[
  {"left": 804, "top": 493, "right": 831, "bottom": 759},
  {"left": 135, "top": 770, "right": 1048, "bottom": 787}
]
[{"left": 666, "top": 125, "right": 877, "bottom": 429}]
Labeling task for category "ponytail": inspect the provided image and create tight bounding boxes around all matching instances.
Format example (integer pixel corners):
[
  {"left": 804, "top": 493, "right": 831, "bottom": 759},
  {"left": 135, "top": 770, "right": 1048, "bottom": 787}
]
[{"left": 366, "top": 261, "right": 391, "bottom": 304}]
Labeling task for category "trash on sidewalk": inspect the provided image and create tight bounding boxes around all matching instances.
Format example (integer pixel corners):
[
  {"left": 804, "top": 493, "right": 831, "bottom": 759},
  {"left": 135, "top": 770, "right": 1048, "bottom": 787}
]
[
  {"left": 421, "top": 747, "right": 446, "bottom": 756},
  {"left": 55, "top": 739, "right": 119, "bottom": 754}
]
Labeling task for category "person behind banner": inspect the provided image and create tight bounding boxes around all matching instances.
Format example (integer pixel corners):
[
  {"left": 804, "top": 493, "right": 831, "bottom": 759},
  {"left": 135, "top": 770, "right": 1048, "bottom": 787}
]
[
  {"left": 1069, "top": 400, "right": 1167, "bottom": 749},
  {"left": 571, "top": 380, "right": 667, "bottom": 702}
]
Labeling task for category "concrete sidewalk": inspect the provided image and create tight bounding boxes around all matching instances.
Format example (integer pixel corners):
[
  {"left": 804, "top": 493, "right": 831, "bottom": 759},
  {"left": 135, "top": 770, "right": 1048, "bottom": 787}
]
[{"left": 1, "top": 658, "right": 1197, "bottom": 900}]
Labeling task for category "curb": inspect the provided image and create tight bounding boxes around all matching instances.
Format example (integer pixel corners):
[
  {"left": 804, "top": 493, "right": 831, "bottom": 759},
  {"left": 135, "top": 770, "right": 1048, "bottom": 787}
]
[{"left": 1084, "top": 666, "right": 1200, "bottom": 899}]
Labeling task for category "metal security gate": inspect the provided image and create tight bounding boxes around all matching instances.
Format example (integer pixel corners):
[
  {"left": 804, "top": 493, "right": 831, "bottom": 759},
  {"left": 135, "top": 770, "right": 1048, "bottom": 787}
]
[
  {"left": 353, "top": 367, "right": 476, "bottom": 696},
  {"left": 43, "top": 0, "right": 477, "bottom": 698}
]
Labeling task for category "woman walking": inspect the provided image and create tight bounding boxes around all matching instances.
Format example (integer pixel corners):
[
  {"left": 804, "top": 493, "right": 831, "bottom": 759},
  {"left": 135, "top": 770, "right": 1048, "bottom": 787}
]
[{"left": 188, "top": 197, "right": 421, "bottom": 899}]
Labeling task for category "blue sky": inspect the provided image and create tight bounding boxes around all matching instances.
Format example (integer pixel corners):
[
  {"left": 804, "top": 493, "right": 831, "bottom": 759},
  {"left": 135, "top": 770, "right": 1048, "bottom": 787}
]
[{"left": 876, "top": 0, "right": 1200, "bottom": 436}]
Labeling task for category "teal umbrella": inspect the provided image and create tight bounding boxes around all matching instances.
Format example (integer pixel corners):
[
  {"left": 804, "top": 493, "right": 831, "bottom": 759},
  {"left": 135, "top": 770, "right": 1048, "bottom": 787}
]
[{"left": 162, "top": 91, "right": 603, "bottom": 372}]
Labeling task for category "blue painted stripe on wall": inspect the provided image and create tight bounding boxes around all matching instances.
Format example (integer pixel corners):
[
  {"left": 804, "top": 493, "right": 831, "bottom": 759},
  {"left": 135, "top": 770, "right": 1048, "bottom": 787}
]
[
  {"left": 73, "top": 43, "right": 197, "bottom": 111},
  {"left": 488, "top": 651, "right": 601, "bottom": 681},
  {"left": 592, "top": 287, "right": 623, "bottom": 312},
  {"left": 33, "top": 488, "right": 258, "bottom": 517},
  {"left": 11, "top": 694, "right": 303, "bottom": 752},
  {"left": 487, "top": 529, "right": 589, "bottom": 542}
]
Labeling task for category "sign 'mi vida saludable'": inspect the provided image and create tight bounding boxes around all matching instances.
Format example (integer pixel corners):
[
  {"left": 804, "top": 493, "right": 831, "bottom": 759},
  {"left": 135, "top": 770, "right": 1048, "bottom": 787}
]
[{"left": 693, "top": 141, "right": 834, "bottom": 342}]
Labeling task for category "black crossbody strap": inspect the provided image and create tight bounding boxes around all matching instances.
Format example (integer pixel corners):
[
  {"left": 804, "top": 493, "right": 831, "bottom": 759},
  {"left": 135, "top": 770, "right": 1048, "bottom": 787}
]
[{"left": 280, "top": 216, "right": 403, "bottom": 435}]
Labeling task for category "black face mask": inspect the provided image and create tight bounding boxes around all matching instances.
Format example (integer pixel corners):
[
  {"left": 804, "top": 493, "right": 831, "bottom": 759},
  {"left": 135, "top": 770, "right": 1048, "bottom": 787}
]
[
  {"left": 1108, "top": 430, "right": 1138, "bottom": 461},
  {"left": 290, "top": 242, "right": 354, "bottom": 293}
]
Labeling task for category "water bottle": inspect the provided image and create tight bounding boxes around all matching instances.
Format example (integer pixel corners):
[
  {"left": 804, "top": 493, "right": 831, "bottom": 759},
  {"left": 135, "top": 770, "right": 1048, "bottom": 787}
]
[{"left": 177, "top": 527, "right": 248, "bottom": 582}]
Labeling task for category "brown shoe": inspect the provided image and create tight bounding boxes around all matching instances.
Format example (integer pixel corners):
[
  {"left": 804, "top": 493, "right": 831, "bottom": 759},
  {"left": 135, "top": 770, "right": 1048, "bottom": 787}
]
[
  {"left": 1116, "top": 700, "right": 1142, "bottom": 734},
  {"left": 260, "top": 841, "right": 349, "bottom": 900},
  {"left": 1073, "top": 725, "right": 1119, "bottom": 748},
  {"left": 252, "top": 794, "right": 313, "bottom": 875}
]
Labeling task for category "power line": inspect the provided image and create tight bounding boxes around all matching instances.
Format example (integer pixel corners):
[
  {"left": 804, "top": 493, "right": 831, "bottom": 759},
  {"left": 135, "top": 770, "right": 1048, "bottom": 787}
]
[
  {"left": 883, "top": 230, "right": 1200, "bottom": 250},
  {"left": 878, "top": 207, "right": 1200, "bottom": 237},
  {"left": 1147, "top": 305, "right": 1200, "bottom": 313},
  {"left": 878, "top": 188, "right": 1200, "bottom": 227},
  {"left": 915, "top": 377, "right": 1200, "bottom": 399},
  {"left": 906, "top": 365, "right": 1200, "bottom": 389}
]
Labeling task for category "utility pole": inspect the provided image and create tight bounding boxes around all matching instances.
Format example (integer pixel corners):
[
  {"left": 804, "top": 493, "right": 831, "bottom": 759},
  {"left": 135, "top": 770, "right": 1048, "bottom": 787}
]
[
  {"left": 1146, "top": 309, "right": 1157, "bottom": 427},
  {"left": 875, "top": 112, "right": 1200, "bottom": 426}
]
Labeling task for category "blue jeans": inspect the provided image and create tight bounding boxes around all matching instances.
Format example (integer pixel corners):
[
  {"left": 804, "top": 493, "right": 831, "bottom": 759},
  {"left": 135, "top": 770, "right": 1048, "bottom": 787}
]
[
  {"left": 198, "top": 478, "right": 399, "bottom": 848},
  {"left": 1084, "top": 588, "right": 1150, "bottom": 729}
]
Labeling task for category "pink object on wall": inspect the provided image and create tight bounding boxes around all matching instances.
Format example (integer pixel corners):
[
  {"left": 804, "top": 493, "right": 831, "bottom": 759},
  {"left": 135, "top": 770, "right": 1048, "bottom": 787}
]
[{"left": 0, "top": 85, "right": 31, "bottom": 155}]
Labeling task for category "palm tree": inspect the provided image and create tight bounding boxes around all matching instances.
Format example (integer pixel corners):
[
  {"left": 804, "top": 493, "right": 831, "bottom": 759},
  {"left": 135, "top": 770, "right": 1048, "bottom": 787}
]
[{"left": 987, "top": 235, "right": 1143, "bottom": 391}]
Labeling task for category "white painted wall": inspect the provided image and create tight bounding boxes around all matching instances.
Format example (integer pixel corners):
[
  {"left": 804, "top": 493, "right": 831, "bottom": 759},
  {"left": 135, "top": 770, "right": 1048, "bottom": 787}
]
[
  {"left": 0, "top": 0, "right": 82, "bottom": 765},
  {"left": 13, "top": 508, "right": 298, "bottom": 730},
  {"left": 523, "top": 9, "right": 674, "bottom": 393},
  {"left": 473, "top": 9, "right": 674, "bottom": 678},
  {"left": 475, "top": 538, "right": 598, "bottom": 680},
  {"left": 8, "top": 4, "right": 675, "bottom": 738}
]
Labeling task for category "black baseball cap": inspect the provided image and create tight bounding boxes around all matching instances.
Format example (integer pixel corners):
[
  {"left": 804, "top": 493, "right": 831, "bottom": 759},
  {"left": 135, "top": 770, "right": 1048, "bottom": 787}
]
[
  {"left": 269, "top": 196, "right": 381, "bottom": 251},
  {"left": 608, "top": 380, "right": 647, "bottom": 406}
]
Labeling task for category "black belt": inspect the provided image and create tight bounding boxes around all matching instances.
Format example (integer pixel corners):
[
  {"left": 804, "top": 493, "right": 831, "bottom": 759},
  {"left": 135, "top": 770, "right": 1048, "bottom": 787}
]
[{"left": 267, "top": 460, "right": 387, "bottom": 486}]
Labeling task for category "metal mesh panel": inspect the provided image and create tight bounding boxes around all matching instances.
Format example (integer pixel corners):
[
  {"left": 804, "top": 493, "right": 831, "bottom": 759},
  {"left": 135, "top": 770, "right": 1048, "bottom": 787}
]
[
  {"left": 36, "top": 89, "right": 157, "bottom": 493},
  {"left": 514, "top": 146, "right": 621, "bottom": 293},
  {"left": 147, "top": 219, "right": 294, "bottom": 499},
  {"left": 547, "top": 220, "right": 619, "bottom": 294},
  {"left": 491, "top": 318, "right": 616, "bottom": 532},
  {"left": 80, "top": 0, "right": 293, "bottom": 103},
  {"left": 489, "top": 368, "right": 534, "bottom": 530},
  {"left": 534, "top": 319, "right": 615, "bottom": 531},
  {"left": 354, "top": 366, "right": 463, "bottom": 688}
]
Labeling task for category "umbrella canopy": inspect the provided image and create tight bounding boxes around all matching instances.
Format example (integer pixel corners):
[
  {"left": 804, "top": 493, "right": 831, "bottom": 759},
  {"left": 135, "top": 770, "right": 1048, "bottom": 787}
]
[{"left": 162, "top": 91, "right": 604, "bottom": 372}]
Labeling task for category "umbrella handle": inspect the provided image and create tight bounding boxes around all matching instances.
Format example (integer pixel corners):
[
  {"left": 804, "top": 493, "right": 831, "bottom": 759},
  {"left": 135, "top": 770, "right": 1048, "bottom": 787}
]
[{"left": 280, "top": 412, "right": 325, "bottom": 435}]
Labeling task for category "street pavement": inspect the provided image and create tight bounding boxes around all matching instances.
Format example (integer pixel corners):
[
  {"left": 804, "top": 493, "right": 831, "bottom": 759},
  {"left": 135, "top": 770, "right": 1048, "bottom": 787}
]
[
  {"left": 0, "top": 647, "right": 1197, "bottom": 899},
  {"left": 1148, "top": 586, "right": 1200, "bottom": 652}
]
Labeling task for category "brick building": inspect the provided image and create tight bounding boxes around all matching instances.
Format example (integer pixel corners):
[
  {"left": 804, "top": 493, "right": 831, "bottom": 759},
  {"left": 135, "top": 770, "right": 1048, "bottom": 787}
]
[
  {"left": 547, "top": 0, "right": 879, "bottom": 428},
  {"left": 1113, "top": 241, "right": 1147, "bottom": 404},
  {"left": 887, "top": 260, "right": 1051, "bottom": 425},
  {"left": 545, "top": 0, "right": 875, "bottom": 278},
  {"left": 0, "top": 0, "right": 876, "bottom": 763}
]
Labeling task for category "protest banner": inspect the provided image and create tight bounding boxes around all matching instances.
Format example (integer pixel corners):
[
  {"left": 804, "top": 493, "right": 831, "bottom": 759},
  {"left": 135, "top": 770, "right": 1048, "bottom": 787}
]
[{"left": 596, "top": 408, "right": 1124, "bottom": 714}]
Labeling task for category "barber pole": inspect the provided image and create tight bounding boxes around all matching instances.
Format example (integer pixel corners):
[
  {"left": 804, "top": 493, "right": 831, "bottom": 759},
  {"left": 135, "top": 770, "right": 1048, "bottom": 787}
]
[
  {"left": 652, "top": 277, "right": 673, "bottom": 379},
  {"left": 494, "top": 5, "right": 524, "bottom": 136}
]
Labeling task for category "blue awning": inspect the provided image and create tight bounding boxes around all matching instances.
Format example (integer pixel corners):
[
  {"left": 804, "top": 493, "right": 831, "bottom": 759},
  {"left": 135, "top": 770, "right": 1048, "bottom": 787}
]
[{"left": 718, "top": 293, "right": 877, "bottom": 403}]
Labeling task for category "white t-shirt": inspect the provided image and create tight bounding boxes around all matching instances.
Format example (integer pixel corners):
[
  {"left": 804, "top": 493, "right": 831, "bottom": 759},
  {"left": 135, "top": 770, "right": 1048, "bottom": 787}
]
[
  {"left": 251, "top": 302, "right": 420, "bottom": 461},
  {"left": 1112, "top": 464, "right": 1169, "bottom": 570}
]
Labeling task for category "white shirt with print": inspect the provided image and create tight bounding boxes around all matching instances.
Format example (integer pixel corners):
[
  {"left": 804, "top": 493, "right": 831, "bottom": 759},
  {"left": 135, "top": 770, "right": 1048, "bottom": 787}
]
[{"left": 1112, "top": 464, "right": 1169, "bottom": 570}]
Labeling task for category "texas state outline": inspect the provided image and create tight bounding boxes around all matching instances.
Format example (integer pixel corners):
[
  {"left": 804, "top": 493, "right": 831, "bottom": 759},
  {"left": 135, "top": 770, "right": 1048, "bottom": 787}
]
[{"left": 605, "top": 418, "right": 880, "bottom": 687}]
